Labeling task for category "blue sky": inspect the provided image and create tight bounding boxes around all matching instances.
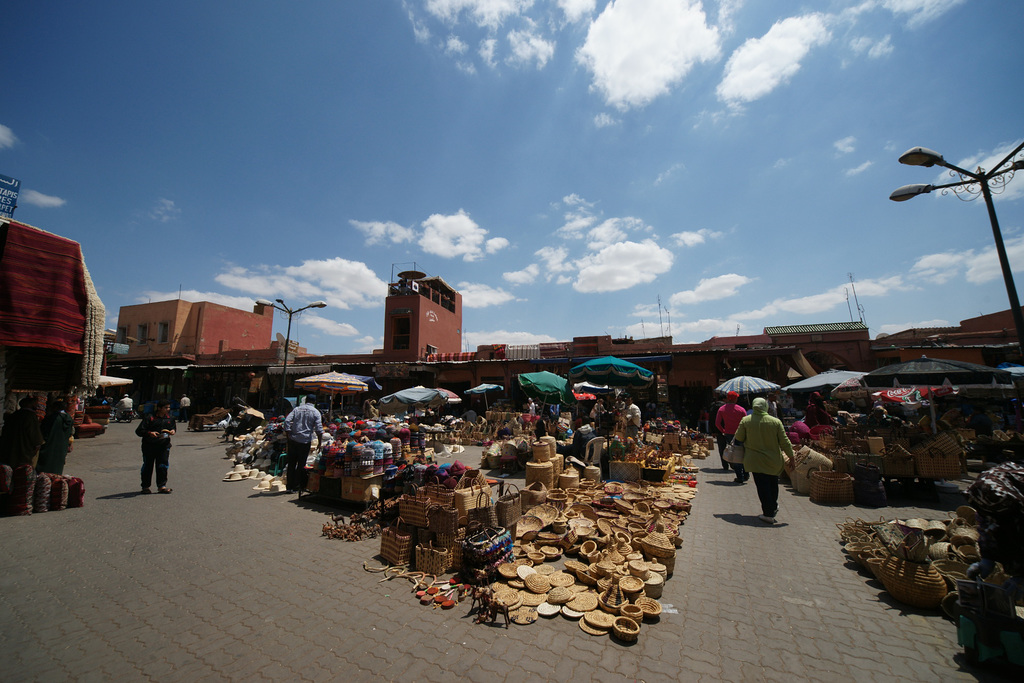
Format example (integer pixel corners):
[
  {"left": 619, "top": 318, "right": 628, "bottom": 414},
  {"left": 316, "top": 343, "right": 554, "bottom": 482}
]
[{"left": 3, "top": 0, "right": 1023, "bottom": 356}]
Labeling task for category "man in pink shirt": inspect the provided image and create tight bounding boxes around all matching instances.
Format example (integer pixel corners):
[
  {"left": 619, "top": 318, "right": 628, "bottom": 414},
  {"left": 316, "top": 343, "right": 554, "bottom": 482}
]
[{"left": 715, "top": 391, "right": 749, "bottom": 482}]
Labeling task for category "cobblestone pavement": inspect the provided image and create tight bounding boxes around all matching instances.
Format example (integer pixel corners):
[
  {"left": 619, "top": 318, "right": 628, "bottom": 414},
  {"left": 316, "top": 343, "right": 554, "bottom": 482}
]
[{"left": 0, "top": 424, "right": 1016, "bottom": 682}]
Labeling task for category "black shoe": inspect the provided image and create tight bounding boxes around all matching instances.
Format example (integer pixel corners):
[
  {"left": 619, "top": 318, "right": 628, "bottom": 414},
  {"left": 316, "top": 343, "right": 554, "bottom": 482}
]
[
  {"left": 733, "top": 478, "right": 745, "bottom": 484},
  {"left": 743, "top": 473, "right": 750, "bottom": 482}
]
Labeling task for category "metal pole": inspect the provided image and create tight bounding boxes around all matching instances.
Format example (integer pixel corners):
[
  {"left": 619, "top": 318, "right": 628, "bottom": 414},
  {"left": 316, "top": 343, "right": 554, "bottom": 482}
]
[
  {"left": 280, "top": 309, "right": 293, "bottom": 404},
  {"left": 981, "top": 181, "right": 1024, "bottom": 359}
]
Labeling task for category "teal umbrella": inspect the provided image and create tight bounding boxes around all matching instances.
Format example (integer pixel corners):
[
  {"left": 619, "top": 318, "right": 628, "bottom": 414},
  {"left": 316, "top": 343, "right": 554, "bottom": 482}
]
[
  {"left": 377, "top": 386, "right": 449, "bottom": 415},
  {"left": 464, "top": 383, "right": 503, "bottom": 409},
  {"left": 569, "top": 356, "right": 654, "bottom": 389},
  {"left": 517, "top": 371, "right": 576, "bottom": 406}
]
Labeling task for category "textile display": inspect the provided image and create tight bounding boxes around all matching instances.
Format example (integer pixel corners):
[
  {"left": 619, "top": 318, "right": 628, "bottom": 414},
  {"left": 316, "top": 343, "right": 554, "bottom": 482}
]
[
  {"left": 0, "top": 221, "right": 89, "bottom": 355},
  {"left": 8, "top": 465, "right": 36, "bottom": 516}
]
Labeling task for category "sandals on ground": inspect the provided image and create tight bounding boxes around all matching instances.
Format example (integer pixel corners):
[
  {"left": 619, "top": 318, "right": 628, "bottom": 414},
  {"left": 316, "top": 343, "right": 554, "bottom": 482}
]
[{"left": 158, "top": 487, "right": 173, "bottom": 494}]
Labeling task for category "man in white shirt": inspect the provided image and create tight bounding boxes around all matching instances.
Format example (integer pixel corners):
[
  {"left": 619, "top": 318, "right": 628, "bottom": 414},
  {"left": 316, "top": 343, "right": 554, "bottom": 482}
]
[
  {"left": 283, "top": 394, "right": 323, "bottom": 493},
  {"left": 625, "top": 396, "right": 642, "bottom": 439},
  {"left": 178, "top": 394, "right": 191, "bottom": 423}
]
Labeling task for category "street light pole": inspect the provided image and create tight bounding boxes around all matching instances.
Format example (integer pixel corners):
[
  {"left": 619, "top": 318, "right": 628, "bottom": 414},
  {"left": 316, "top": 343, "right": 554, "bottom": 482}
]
[
  {"left": 255, "top": 298, "right": 327, "bottom": 404},
  {"left": 890, "top": 140, "right": 1024, "bottom": 358}
]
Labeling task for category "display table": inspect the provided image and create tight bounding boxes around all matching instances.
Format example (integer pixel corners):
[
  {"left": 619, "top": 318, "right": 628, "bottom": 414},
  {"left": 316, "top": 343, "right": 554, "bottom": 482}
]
[{"left": 302, "top": 472, "right": 383, "bottom": 505}]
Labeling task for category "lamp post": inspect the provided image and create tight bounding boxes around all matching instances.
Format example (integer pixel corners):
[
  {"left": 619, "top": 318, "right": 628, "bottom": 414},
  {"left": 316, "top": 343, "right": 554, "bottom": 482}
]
[
  {"left": 255, "top": 298, "right": 327, "bottom": 403},
  {"left": 890, "top": 140, "right": 1024, "bottom": 358}
]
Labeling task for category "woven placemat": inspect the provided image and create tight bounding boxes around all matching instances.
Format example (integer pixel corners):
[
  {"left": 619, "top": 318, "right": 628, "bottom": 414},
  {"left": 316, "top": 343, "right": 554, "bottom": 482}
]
[
  {"left": 579, "top": 618, "right": 608, "bottom": 636},
  {"left": 547, "top": 571, "right": 575, "bottom": 588},
  {"left": 520, "top": 590, "right": 547, "bottom": 607},
  {"left": 567, "top": 592, "right": 599, "bottom": 613},
  {"left": 510, "top": 607, "right": 538, "bottom": 625}
]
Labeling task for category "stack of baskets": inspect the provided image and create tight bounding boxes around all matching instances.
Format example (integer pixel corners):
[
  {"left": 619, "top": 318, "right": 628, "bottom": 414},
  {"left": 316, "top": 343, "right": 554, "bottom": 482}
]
[{"left": 526, "top": 440, "right": 555, "bottom": 489}]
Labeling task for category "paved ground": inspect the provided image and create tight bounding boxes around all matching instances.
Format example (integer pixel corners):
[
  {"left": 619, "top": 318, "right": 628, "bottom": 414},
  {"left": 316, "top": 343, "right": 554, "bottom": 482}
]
[{"left": 0, "top": 424, "right": 1017, "bottom": 682}]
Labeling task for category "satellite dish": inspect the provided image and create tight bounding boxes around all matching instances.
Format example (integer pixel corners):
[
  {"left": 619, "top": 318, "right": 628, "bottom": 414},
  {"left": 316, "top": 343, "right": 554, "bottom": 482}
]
[
  {"left": 397, "top": 270, "right": 426, "bottom": 280},
  {"left": 276, "top": 333, "right": 286, "bottom": 343}
]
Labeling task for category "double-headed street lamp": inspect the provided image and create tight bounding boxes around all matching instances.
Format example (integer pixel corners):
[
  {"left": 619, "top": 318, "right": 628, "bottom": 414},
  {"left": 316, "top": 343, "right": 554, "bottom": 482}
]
[
  {"left": 890, "top": 140, "right": 1024, "bottom": 358},
  {"left": 255, "top": 298, "right": 327, "bottom": 401}
]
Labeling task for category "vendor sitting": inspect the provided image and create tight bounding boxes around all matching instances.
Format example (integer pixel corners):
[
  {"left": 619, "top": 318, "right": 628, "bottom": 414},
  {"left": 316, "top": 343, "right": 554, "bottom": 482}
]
[{"left": 557, "top": 417, "right": 597, "bottom": 464}]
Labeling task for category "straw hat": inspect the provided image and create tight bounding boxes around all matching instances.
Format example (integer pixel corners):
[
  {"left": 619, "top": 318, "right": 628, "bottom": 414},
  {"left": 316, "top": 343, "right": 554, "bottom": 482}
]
[
  {"left": 222, "top": 472, "right": 244, "bottom": 482},
  {"left": 252, "top": 479, "right": 271, "bottom": 491},
  {"left": 230, "top": 464, "right": 247, "bottom": 474},
  {"left": 270, "top": 481, "right": 288, "bottom": 493},
  {"left": 246, "top": 469, "right": 262, "bottom": 480}
]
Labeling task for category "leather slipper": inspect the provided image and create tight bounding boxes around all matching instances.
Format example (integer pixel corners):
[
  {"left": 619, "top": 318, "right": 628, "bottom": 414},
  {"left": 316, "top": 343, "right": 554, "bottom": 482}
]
[{"left": 158, "top": 487, "right": 173, "bottom": 494}]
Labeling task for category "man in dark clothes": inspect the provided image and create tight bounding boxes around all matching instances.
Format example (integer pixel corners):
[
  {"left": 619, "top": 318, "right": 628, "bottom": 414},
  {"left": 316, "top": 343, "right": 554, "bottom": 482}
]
[{"left": 0, "top": 396, "right": 44, "bottom": 469}]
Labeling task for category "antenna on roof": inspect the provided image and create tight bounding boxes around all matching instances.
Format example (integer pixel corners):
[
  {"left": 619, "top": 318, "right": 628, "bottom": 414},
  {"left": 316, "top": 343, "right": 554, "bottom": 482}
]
[
  {"left": 845, "top": 288, "right": 854, "bottom": 321},
  {"left": 641, "top": 318, "right": 646, "bottom": 339},
  {"left": 657, "top": 296, "right": 665, "bottom": 337},
  {"left": 848, "top": 273, "right": 865, "bottom": 324}
]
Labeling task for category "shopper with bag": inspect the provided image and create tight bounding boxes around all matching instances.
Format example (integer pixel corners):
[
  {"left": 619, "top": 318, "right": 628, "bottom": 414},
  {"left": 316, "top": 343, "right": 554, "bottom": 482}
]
[
  {"left": 734, "top": 397, "right": 794, "bottom": 525},
  {"left": 715, "top": 391, "right": 747, "bottom": 477}
]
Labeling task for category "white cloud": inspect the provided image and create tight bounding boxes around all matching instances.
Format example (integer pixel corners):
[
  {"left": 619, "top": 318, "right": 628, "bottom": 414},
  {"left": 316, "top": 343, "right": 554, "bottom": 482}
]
[
  {"left": 670, "top": 273, "right": 752, "bottom": 306},
  {"left": 834, "top": 136, "right": 856, "bottom": 154},
  {"left": 150, "top": 198, "right": 180, "bottom": 222},
  {"left": 735, "top": 276, "right": 905, "bottom": 319},
  {"left": 573, "top": 239, "right": 673, "bottom": 292},
  {"left": 558, "top": 0, "right": 595, "bottom": 24},
  {"left": 773, "top": 158, "right": 792, "bottom": 169},
  {"left": 910, "top": 251, "right": 962, "bottom": 284},
  {"left": 480, "top": 38, "right": 498, "bottom": 67},
  {"left": 883, "top": 0, "right": 967, "bottom": 28},
  {"left": 458, "top": 282, "right": 517, "bottom": 307},
  {"left": 302, "top": 314, "right": 360, "bottom": 337},
  {"left": 717, "top": 13, "right": 831, "bottom": 106},
  {"left": 350, "top": 219, "right": 417, "bottom": 245},
  {"left": 868, "top": 35, "right": 894, "bottom": 58},
  {"left": 671, "top": 228, "right": 721, "bottom": 247},
  {"left": 845, "top": 160, "right": 873, "bottom": 176},
  {"left": 425, "top": 0, "right": 534, "bottom": 29},
  {"left": 536, "top": 245, "right": 573, "bottom": 280},
  {"left": 587, "top": 217, "right": 632, "bottom": 248},
  {"left": 594, "top": 112, "right": 618, "bottom": 128},
  {"left": 670, "top": 317, "right": 752, "bottom": 343},
  {"left": 507, "top": 27, "right": 555, "bottom": 69},
  {"left": 215, "top": 258, "right": 388, "bottom": 311},
  {"left": 717, "top": 0, "right": 744, "bottom": 35},
  {"left": 419, "top": 209, "right": 508, "bottom": 261},
  {"left": 556, "top": 197, "right": 598, "bottom": 238},
  {"left": 877, "top": 319, "right": 950, "bottom": 336},
  {"left": 464, "top": 328, "right": 560, "bottom": 347},
  {"left": 654, "top": 163, "right": 684, "bottom": 186},
  {"left": 947, "top": 140, "right": 1024, "bottom": 202},
  {"left": 446, "top": 35, "right": 468, "bottom": 55},
  {"left": 352, "top": 335, "right": 381, "bottom": 353},
  {"left": 503, "top": 263, "right": 539, "bottom": 284},
  {"left": 138, "top": 289, "right": 259, "bottom": 311},
  {"left": 0, "top": 123, "right": 16, "bottom": 149},
  {"left": 964, "top": 236, "right": 1024, "bottom": 285},
  {"left": 577, "top": 0, "right": 721, "bottom": 110},
  {"left": 20, "top": 189, "right": 66, "bottom": 208}
]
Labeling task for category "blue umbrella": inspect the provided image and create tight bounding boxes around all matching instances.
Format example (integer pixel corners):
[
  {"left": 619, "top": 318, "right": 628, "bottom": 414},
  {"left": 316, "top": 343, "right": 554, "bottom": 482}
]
[
  {"left": 569, "top": 356, "right": 654, "bottom": 389},
  {"left": 464, "top": 382, "right": 503, "bottom": 409},
  {"left": 377, "top": 386, "right": 449, "bottom": 416},
  {"left": 715, "top": 375, "right": 780, "bottom": 396}
]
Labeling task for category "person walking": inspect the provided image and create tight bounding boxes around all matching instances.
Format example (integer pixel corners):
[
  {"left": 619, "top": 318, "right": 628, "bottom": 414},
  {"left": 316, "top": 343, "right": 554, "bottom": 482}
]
[
  {"left": 136, "top": 399, "right": 176, "bottom": 494},
  {"left": 715, "top": 391, "right": 747, "bottom": 480},
  {"left": 734, "top": 397, "right": 794, "bottom": 524},
  {"left": 283, "top": 394, "right": 323, "bottom": 493},
  {"left": 178, "top": 394, "right": 191, "bottom": 423},
  {"left": 37, "top": 400, "right": 74, "bottom": 475}
]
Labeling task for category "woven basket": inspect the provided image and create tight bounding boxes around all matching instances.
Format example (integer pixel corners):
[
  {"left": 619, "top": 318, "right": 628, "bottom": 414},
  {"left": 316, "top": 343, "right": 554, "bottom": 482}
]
[
  {"left": 380, "top": 520, "right": 412, "bottom": 566},
  {"left": 912, "top": 448, "right": 961, "bottom": 480},
  {"left": 634, "top": 596, "right": 662, "bottom": 621},
  {"left": 620, "top": 604, "right": 644, "bottom": 623},
  {"left": 399, "top": 490, "right": 431, "bottom": 528},
  {"left": 876, "top": 555, "right": 948, "bottom": 609},
  {"left": 526, "top": 461, "right": 554, "bottom": 489},
  {"left": 640, "top": 532, "right": 677, "bottom": 559},
  {"left": 793, "top": 447, "right": 833, "bottom": 495},
  {"left": 809, "top": 469, "right": 854, "bottom": 505},
  {"left": 881, "top": 444, "right": 916, "bottom": 477},
  {"left": 415, "top": 543, "right": 451, "bottom": 575},
  {"left": 521, "top": 481, "right": 548, "bottom": 507},
  {"left": 612, "top": 616, "right": 640, "bottom": 642},
  {"left": 427, "top": 503, "right": 459, "bottom": 535},
  {"left": 643, "top": 573, "right": 664, "bottom": 598},
  {"left": 609, "top": 461, "right": 641, "bottom": 482}
]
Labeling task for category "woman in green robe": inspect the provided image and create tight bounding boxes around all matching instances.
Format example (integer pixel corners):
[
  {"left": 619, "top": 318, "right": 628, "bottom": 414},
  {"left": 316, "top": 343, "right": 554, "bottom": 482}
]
[{"left": 37, "top": 400, "right": 74, "bottom": 475}]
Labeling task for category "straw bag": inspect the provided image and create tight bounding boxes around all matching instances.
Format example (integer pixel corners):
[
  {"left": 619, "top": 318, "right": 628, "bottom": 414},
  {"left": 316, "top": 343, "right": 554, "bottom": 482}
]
[
  {"left": 809, "top": 468, "right": 854, "bottom": 505},
  {"left": 793, "top": 447, "right": 832, "bottom": 495},
  {"left": 380, "top": 519, "right": 413, "bottom": 566},
  {"left": 453, "top": 471, "right": 491, "bottom": 524},
  {"left": 468, "top": 489, "right": 498, "bottom": 526},
  {"left": 398, "top": 489, "right": 431, "bottom": 528},
  {"left": 422, "top": 483, "right": 455, "bottom": 508},
  {"left": 495, "top": 483, "right": 522, "bottom": 529},
  {"left": 415, "top": 543, "right": 451, "bottom": 575},
  {"left": 912, "top": 447, "right": 961, "bottom": 480},
  {"left": 722, "top": 440, "right": 744, "bottom": 464},
  {"left": 881, "top": 444, "right": 916, "bottom": 478},
  {"left": 427, "top": 503, "right": 459, "bottom": 535}
]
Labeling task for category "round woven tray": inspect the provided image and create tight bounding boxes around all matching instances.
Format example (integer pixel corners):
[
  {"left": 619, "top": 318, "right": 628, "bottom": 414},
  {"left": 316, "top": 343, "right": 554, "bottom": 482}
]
[
  {"left": 547, "top": 586, "right": 574, "bottom": 605},
  {"left": 562, "top": 605, "right": 584, "bottom": 619},
  {"left": 520, "top": 590, "right": 547, "bottom": 606},
  {"left": 508, "top": 579, "right": 525, "bottom": 589},
  {"left": 533, "top": 563, "right": 556, "bottom": 576},
  {"left": 564, "top": 560, "right": 589, "bottom": 575},
  {"left": 516, "top": 515, "right": 544, "bottom": 539},
  {"left": 527, "top": 551, "right": 546, "bottom": 565},
  {"left": 536, "top": 602, "right": 560, "bottom": 617},
  {"left": 585, "top": 609, "right": 616, "bottom": 629},
  {"left": 493, "top": 589, "right": 523, "bottom": 611},
  {"left": 498, "top": 563, "right": 520, "bottom": 579},
  {"left": 540, "top": 546, "right": 562, "bottom": 561},
  {"left": 567, "top": 592, "right": 599, "bottom": 613},
  {"left": 579, "top": 617, "right": 608, "bottom": 636},
  {"left": 524, "top": 573, "right": 551, "bottom": 594},
  {"left": 547, "top": 571, "right": 575, "bottom": 588},
  {"left": 619, "top": 576, "right": 645, "bottom": 594},
  {"left": 526, "top": 504, "right": 558, "bottom": 527},
  {"left": 510, "top": 607, "right": 538, "bottom": 625},
  {"left": 517, "top": 564, "right": 537, "bottom": 580}
]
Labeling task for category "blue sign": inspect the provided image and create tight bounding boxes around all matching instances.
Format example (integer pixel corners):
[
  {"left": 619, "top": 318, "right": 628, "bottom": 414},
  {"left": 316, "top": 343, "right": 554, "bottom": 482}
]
[{"left": 0, "top": 174, "right": 20, "bottom": 218}]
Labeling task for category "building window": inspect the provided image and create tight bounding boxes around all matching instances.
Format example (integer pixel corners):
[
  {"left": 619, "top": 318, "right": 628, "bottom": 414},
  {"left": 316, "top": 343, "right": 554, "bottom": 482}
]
[
  {"left": 157, "top": 321, "right": 169, "bottom": 343},
  {"left": 136, "top": 323, "right": 149, "bottom": 345},
  {"left": 393, "top": 317, "right": 410, "bottom": 350},
  {"left": 426, "top": 344, "right": 438, "bottom": 356},
  {"left": 116, "top": 327, "right": 127, "bottom": 343}
]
